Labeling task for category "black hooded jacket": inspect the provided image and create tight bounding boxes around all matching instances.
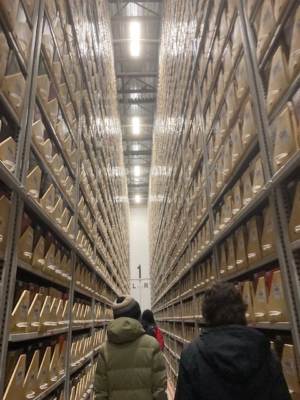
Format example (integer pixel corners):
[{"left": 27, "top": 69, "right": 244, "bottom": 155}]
[{"left": 175, "top": 325, "right": 291, "bottom": 400}]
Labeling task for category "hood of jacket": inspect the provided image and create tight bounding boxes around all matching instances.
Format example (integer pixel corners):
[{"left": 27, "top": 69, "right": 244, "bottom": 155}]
[
  {"left": 140, "top": 319, "right": 157, "bottom": 330},
  {"left": 107, "top": 317, "right": 145, "bottom": 344},
  {"left": 196, "top": 325, "right": 271, "bottom": 383}
]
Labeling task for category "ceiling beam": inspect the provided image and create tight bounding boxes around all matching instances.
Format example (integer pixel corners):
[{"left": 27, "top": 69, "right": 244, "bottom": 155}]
[
  {"left": 124, "top": 150, "right": 152, "bottom": 156},
  {"left": 123, "top": 135, "right": 152, "bottom": 141},
  {"left": 113, "top": 38, "right": 159, "bottom": 43},
  {"left": 116, "top": 72, "right": 158, "bottom": 78},
  {"left": 115, "top": 57, "right": 158, "bottom": 63},
  {"left": 109, "top": 0, "right": 161, "bottom": 2},
  {"left": 121, "top": 123, "right": 153, "bottom": 127},
  {"left": 120, "top": 114, "right": 154, "bottom": 120},
  {"left": 128, "top": 183, "right": 149, "bottom": 189},
  {"left": 117, "top": 88, "right": 156, "bottom": 94},
  {"left": 118, "top": 98, "right": 156, "bottom": 105},
  {"left": 112, "top": 16, "right": 160, "bottom": 22}
]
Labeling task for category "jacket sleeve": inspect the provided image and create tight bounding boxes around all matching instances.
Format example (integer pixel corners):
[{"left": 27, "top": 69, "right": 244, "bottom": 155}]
[
  {"left": 175, "top": 357, "right": 196, "bottom": 400},
  {"left": 152, "top": 344, "right": 168, "bottom": 400},
  {"left": 94, "top": 348, "right": 109, "bottom": 400},
  {"left": 156, "top": 328, "right": 165, "bottom": 352},
  {"left": 269, "top": 353, "right": 292, "bottom": 400}
]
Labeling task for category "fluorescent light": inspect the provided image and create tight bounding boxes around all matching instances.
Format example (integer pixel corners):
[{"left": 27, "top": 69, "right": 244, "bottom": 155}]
[
  {"left": 130, "top": 22, "right": 140, "bottom": 56},
  {"left": 135, "top": 195, "right": 141, "bottom": 203},
  {"left": 134, "top": 166, "right": 140, "bottom": 176},
  {"left": 132, "top": 117, "right": 140, "bottom": 134}
]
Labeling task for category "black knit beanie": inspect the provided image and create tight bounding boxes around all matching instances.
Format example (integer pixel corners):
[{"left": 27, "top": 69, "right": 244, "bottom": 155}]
[{"left": 112, "top": 295, "right": 141, "bottom": 320}]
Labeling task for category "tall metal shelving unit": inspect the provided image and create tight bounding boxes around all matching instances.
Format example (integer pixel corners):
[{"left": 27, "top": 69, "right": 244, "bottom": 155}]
[
  {"left": 0, "top": 0, "right": 129, "bottom": 399},
  {"left": 150, "top": 0, "right": 300, "bottom": 395}
]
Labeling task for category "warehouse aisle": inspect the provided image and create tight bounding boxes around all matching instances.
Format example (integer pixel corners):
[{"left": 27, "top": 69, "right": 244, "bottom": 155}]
[{"left": 0, "top": 0, "right": 300, "bottom": 399}]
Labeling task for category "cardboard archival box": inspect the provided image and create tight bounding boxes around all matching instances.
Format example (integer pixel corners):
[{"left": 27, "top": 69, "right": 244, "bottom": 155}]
[
  {"left": 39, "top": 138, "right": 53, "bottom": 165},
  {"left": 274, "top": 0, "right": 289, "bottom": 23},
  {"left": 256, "top": 0, "right": 276, "bottom": 61},
  {"left": 247, "top": 217, "right": 262, "bottom": 264},
  {"left": 44, "top": 243, "right": 55, "bottom": 276},
  {"left": 253, "top": 274, "right": 269, "bottom": 322},
  {"left": 58, "top": 83, "right": 68, "bottom": 107},
  {"left": 216, "top": 72, "right": 225, "bottom": 106},
  {"left": 10, "top": 290, "right": 29, "bottom": 333},
  {"left": 52, "top": 61, "right": 61, "bottom": 85},
  {"left": 52, "top": 198, "right": 63, "bottom": 225},
  {"left": 223, "top": 141, "right": 232, "bottom": 182},
  {"left": 0, "top": 195, "right": 10, "bottom": 252},
  {"left": 242, "top": 280, "right": 254, "bottom": 322},
  {"left": 267, "top": 46, "right": 289, "bottom": 114},
  {"left": 223, "top": 44, "right": 233, "bottom": 85},
  {"left": 23, "top": 350, "right": 39, "bottom": 399},
  {"left": 242, "top": 99, "right": 256, "bottom": 147},
  {"left": 0, "top": 33, "right": 9, "bottom": 86},
  {"left": 289, "top": 7, "right": 300, "bottom": 80},
  {"left": 23, "top": 0, "right": 35, "bottom": 18},
  {"left": 13, "top": 21, "right": 32, "bottom": 65},
  {"left": 210, "top": 169, "right": 217, "bottom": 201},
  {"left": 46, "top": 98, "right": 58, "bottom": 129},
  {"left": 242, "top": 167, "right": 253, "bottom": 206},
  {"left": 231, "top": 124, "right": 244, "bottom": 166},
  {"left": 49, "top": 343, "right": 60, "bottom": 383},
  {"left": 50, "top": 298, "right": 59, "bottom": 326},
  {"left": 0, "top": 136, "right": 16, "bottom": 172},
  {"left": 224, "top": 194, "right": 233, "bottom": 224},
  {"left": 26, "top": 293, "right": 42, "bottom": 332},
  {"left": 3, "top": 354, "right": 26, "bottom": 400},
  {"left": 281, "top": 345, "right": 300, "bottom": 396},
  {"left": 51, "top": 155, "right": 63, "bottom": 176},
  {"left": 31, "top": 119, "right": 45, "bottom": 147},
  {"left": 219, "top": 243, "right": 228, "bottom": 277},
  {"left": 26, "top": 163, "right": 43, "bottom": 199},
  {"left": 252, "top": 156, "right": 265, "bottom": 195},
  {"left": 0, "top": 0, "right": 19, "bottom": 32},
  {"left": 232, "top": 180, "right": 243, "bottom": 215},
  {"left": 39, "top": 184, "right": 55, "bottom": 215},
  {"left": 18, "top": 225, "right": 34, "bottom": 263},
  {"left": 227, "top": 235, "right": 236, "bottom": 273},
  {"left": 273, "top": 104, "right": 299, "bottom": 172},
  {"left": 261, "top": 206, "right": 276, "bottom": 257},
  {"left": 39, "top": 296, "right": 52, "bottom": 332},
  {"left": 216, "top": 158, "right": 224, "bottom": 190},
  {"left": 37, "top": 347, "right": 51, "bottom": 391},
  {"left": 289, "top": 181, "right": 300, "bottom": 242},
  {"left": 266, "top": 268, "right": 289, "bottom": 322},
  {"left": 232, "top": 17, "right": 242, "bottom": 60},
  {"left": 247, "top": 0, "right": 258, "bottom": 17},
  {"left": 37, "top": 75, "right": 50, "bottom": 105},
  {"left": 41, "top": 35, "right": 54, "bottom": 68},
  {"left": 53, "top": 26, "right": 64, "bottom": 54},
  {"left": 236, "top": 57, "right": 249, "bottom": 101}
]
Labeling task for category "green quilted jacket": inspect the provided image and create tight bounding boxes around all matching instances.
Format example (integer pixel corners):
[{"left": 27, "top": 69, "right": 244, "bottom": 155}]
[{"left": 94, "top": 317, "right": 168, "bottom": 400}]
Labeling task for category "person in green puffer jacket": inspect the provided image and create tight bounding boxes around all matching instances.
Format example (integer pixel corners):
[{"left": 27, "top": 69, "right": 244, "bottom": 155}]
[{"left": 94, "top": 295, "right": 168, "bottom": 400}]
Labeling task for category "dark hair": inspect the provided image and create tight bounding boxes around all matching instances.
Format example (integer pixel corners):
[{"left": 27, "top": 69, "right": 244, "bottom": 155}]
[
  {"left": 115, "top": 301, "right": 141, "bottom": 320},
  {"left": 142, "top": 309, "right": 155, "bottom": 324},
  {"left": 202, "top": 282, "right": 247, "bottom": 327}
]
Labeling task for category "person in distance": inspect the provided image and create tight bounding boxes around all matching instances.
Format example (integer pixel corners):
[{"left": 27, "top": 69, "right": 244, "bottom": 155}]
[
  {"left": 141, "top": 309, "right": 165, "bottom": 351},
  {"left": 94, "top": 295, "right": 167, "bottom": 400},
  {"left": 175, "top": 282, "right": 291, "bottom": 400}
]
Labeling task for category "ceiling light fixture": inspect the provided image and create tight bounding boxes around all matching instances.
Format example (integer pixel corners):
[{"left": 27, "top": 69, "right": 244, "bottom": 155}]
[
  {"left": 134, "top": 165, "right": 140, "bottom": 176},
  {"left": 132, "top": 117, "right": 140, "bottom": 134},
  {"left": 130, "top": 22, "right": 140, "bottom": 56},
  {"left": 135, "top": 194, "right": 141, "bottom": 203}
]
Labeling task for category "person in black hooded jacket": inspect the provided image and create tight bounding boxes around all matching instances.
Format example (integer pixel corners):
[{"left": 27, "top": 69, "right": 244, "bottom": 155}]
[{"left": 175, "top": 282, "right": 291, "bottom": 400}]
